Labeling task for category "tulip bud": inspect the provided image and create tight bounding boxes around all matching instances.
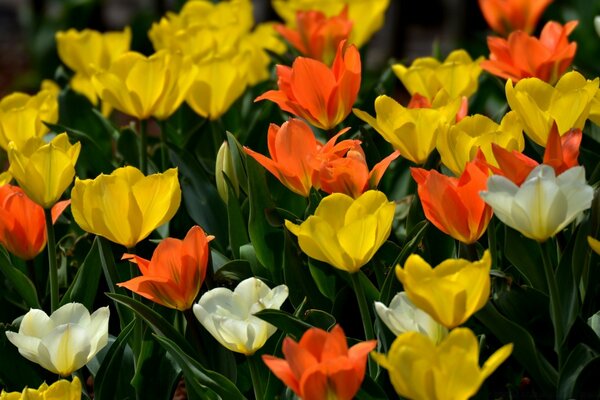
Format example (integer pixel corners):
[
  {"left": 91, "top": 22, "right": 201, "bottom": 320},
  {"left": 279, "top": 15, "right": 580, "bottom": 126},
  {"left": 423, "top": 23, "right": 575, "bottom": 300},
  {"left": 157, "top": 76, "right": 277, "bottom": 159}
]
[{"left": 215, "top": 141, "right": 239, "bottom": 204}]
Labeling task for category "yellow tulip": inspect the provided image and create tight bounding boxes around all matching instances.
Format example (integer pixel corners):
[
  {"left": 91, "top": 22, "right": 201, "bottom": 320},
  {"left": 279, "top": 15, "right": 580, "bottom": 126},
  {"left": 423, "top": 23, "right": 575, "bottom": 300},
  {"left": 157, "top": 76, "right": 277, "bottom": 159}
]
[
  {"left": 272, "top": 0, "right": 390, "bottom": 48},
  {"left": 506, "top": 71, "right": 598, "bottom": 146},
  {"left": 393, "top": 50, "right": 484, "bottom": 103},
  {"left": 589, "top": 237, "right": 600, "bottom": 255},
  {"left": 8, "top": 133, "right": 80, "bottom": 209},
  {"left": 437, "top": 112, "right": 524, "bottom": 176},
  {"left": 0, "top": 80, "right": 59, "bottom": 150},
  {"left": 71, "top": 166, "right": 181, "bottom": 249},
  {"left": 395, "top": 250, "right": 491, "bottom": 329},
  {"left": 372, "top": 328, "right": 513, "bottom": 400},
  {"left": 91, "top": 50, "right": 198, "bottom": 120},
  {"left": 55, "top": 27, "right": 131, "bottom": 109},
  {"left": 354, "top": 95, "right": 460, "bottom": 164},
  {"left": 0, "top": 376, "right": 81, "bottom": 400},
  {"left": 285, "top": 190, "right": 395, "bottom": 273}
]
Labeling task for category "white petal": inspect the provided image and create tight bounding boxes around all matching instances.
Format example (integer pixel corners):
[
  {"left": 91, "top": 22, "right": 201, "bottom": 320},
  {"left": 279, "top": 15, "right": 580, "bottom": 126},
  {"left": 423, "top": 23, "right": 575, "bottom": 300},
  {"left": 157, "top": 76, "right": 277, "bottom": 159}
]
[
  {"left": 19, "top": 308, "right": 53, "bottom": 336},
  {"left": 49, "top": 303, "right": 91, "bottom": 327},
  {"left": 86, "top": 307, "right": 110, "bottom": 361},
  {"left": 39, "top": 324, "right": 91, "bottom": 376},
  {"left": 5, "top": 331, "right": 42, "bottom": 362}
]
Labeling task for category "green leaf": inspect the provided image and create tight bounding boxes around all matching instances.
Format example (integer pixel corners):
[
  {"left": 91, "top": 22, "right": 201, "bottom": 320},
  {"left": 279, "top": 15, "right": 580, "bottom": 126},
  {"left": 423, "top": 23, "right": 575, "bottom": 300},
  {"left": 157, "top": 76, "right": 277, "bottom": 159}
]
[
  {"left": 225, "top": 132, "right": 249, "bottom": 195},
  {"left": 308, "top": 258, "right": 343, "bottom": 301},
  {"left": 153, "top": 334, "right": 246, "bottom": 400},
  {"left": 0, "top": 323, "right": 46, "bottom": 391},
  {"left": 213, "top": 260, "right": 253, "bottom": 285},
  {"left": 225, "top": 175, "right": 249, "bottom": 260},
  {"left": 97, "top": 238, "right": 132, "bottom": 328},
  {"left": 557, "top": 343, "right": 598, "bottom": 399},
  {"left": 0, "top": 247, "right": 40, "bottom": 308},
  {"left": 254, "top": 309, "right": 313, "bottom": 341},
  {"left": 131, "top": 336, "right": 181, "bottom": 400},
  {"left": 116, "top": 127, "right": 140, "bottom": 168},
  {"left": 239, "top": 244, "right": 271, "bottom": 280},
  {"left": 60, "top": 237, "right": 102, "bottom": 309},
  {"left": 504, "top": 226, "right": 547, "bottom": 292}
]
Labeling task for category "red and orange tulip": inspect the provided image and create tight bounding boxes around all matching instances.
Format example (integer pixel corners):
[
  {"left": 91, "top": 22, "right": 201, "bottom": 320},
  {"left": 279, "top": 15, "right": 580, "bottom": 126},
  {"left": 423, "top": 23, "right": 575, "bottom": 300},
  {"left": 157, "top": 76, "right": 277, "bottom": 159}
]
[
  {"left": 478, "top": 0, "right": 553, "bottom": 36},
  {"left": 411, "top": 160, "right": 492, "bottom": 244},
  {"left": 0, "top": 185, "right": 69, "bottom": 260},
  {"left": 118, "top": 226, "right": 213, "bottom": 311},
  {"left": 255, "top": 41, "right": 360, "bottom": 130},
  {"left": 262, "top": 325, "right": 376, "bottom": 400},
  {"left": 481, "top": 20, "right": 577, "bottom": 84},
  {"left": 275, "top": 7, "right": 352, "bottom": 65}
]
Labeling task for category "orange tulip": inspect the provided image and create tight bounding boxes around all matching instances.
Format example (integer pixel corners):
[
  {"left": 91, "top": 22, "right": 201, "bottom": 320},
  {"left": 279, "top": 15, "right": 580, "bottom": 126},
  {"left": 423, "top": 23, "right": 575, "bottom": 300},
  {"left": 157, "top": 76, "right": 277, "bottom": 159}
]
[
  {"left": 411, "top": 160, "right": 492, "bottom": 244},
  {"left": 262, "top": 325, "right": 376, "bottom": 400},
  {"left": 118, "top": 226, "right": 213, "bottom": 311},
  {"left": 478, "top": 0, "right": 553, "bottom": 36},
  {"left": 275, "top": 7, "right": 352, "bottom": 65},
  {"left": 481, "top": 20, "right": 577, "bottom": 84},
  {"left": 255, "top": 41, "right": 360, "bottom": 130},
  {"left": 488, "top": 122, "right": 581, "bottom": 185},
  {"left": 0, "top": 185, "right": 69, "bottom": 260}
]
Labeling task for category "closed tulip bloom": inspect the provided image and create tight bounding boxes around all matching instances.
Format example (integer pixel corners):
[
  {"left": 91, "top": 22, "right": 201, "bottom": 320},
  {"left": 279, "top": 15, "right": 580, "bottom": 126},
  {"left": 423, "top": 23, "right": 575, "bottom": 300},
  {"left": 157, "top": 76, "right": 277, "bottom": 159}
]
[
  {"left": 285, "top": 190, "right": 395, "bottom": 273},
  {"left": 392, "top": 50, "right": 484, "bottom": 103},
  {"left": 71, "top": 166, "right": 181, "bottom": 249},
  {"left": 505, "top": 71, "right": 598, "bottom": 146},
  {"left": 437, "top": 112, "right": 524, "bottom": 176},
  {"left": 372, "top": 327, "right": 513, "bottom": 400},
  {"left": 118, "top": 226, "right": 213, "bottom": 311},
  {"left": 478, "top": 0, "right": 552, "bottom": 36},
  {"left": 0, "top": 185, "right": 69, "bottom": 260},
  {"left": 272, "top": 0, "right": 390, "bottom": 48},
  {"left": 375, "top": 292, "right": 448, "bottom": 344},
  {"left": 92, "top": 50, "right": 197, "bottom": 120},
  {"left": 0, "top": 376, "right": 81, "bottom": 400},
  {"left": 5, "top": 303, "right": 109, "bottom": 376},
  {"left": 8, "top": 133, "right": 80, "bottom": 209},
  {"left": 193, "top": 277, "right": 288, "bottom": 355},
  {"left": 354, "top": 95, "right": 460, "bottom": 164},
  {"left": 396, "top": 251, "right": 492, "bottom": 329},
  {"left": 262, "top": 325, "right": 376, "bottom": 400},
  {"left": 482, "top": 21, "right": 577, "bottom": 84},
  {"left": 480, "top": 165, "right": 593, "bottom": 242},
  {"left": 0, "top": 81, "right": 59, "bottom": 151},
  {"left": 256, "top": 41, "right": 360, "bottom": 130},
  {"left": 275, "top": 7, "right": 352, "bottom": 65}
]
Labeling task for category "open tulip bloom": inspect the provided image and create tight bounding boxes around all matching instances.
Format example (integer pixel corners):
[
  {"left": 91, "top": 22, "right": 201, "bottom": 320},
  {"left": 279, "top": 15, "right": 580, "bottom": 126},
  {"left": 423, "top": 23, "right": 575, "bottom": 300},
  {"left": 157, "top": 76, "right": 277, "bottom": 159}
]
[{"left": 1, "top": 376, "right": 81, "bottom": 400}]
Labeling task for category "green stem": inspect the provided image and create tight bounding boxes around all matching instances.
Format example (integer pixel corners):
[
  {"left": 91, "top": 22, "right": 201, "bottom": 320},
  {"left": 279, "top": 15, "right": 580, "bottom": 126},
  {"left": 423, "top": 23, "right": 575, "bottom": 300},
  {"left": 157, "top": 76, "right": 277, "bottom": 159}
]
[
  {"left": 44, "top": 209, "right": 58, "bottom": 313},
  {"left": 247, "top": 354, "right": 265, "bottom": 400},
  {"left": 159, "top": 120, "right": 168, "bottom": 171},
  {"left": 487, "top": 217, "right": 498, "bottom": 269},
  {"left": 539, "top": 241, "right": 564, "bottom": 361},
  {"left": 139, "top": 119, "right": 148, "bottom": 174},
  {"left": 349, "top": 272, "right": 376, "bottom": 378}
]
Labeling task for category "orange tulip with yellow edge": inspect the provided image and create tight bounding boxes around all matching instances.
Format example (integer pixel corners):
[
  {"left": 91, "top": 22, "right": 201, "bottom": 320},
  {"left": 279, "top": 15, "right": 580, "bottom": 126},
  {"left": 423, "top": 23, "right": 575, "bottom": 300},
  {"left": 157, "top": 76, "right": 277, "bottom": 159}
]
[
  {"left": 396, "top": 250, "right": 492, "bottom": 329},
  {"left": 262, "top": 325, "right": 376, "bottom": 400},
  {"left": 119, "top": 226, "right": 213, "bottom": 311},
  {"left": 478, "top": 0, "right": 553, "bottom": 36},
  {"left": 256, "top": 41, "right": 360, "bottom": 130}
]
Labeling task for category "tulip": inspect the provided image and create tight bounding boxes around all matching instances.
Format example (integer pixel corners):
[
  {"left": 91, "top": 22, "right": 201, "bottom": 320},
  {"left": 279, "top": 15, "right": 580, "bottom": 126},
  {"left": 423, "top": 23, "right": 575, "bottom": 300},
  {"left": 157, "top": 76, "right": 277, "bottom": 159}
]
[
  {"left": 480, "top": 164, "right": 593, "bottom": 242},
  {"left": 0, "top": 81, "right": 59, "bottom": 151},
  {"left": 0, "top": 185, "right": 69, "bottom": 260},
  {"left": 193, "top": 277, "right": 288, "bottom": 355},
  {"left": 437, "top": 112, "right": 524, "bottom": 176},
  {"left": 372, "top": 327, "right": 513, "bottom": 400},
  {"left": 118, "top": 226, "right": 213, "bottom": 311},
  {"left": 256, "top": 41, "right": 360, "bottom": 130},
  {"left": 272, "top": 0, "right": 390, "bottom": 48},
  {"left": 8, "top": 133, "right": 80, "bottom": 209},
  {"left": 589, "top": 236, "right": 600, "bottom": 255},
  {"left": 55, "top": 27, "right": 131, "bottom": 110},
  {"left": 395, "top": 251, "right": 492, "bottom": 328},
  {"left": 5, "top": 303, "right": 109, "bottom": 376},
  {"left": 215, "top": 141, "right": 240, "bottom": 203},
  {"left": 285, "top": 190, "right": 395, "bottom": 273},
  {"left": 262, "top": 325, "right": 376, "bottom": 400},
  {"left": 91, "top": 50, "right": 197, "bottom": 120},
  {"left": 505, "top": 71, "right": 598, "bottom": 146},
  {"left": 71, "top": 166, "right": 181, "bottom": 249},
  {"left": 354, "top": 95, "right": 461, "bottom": 164},
  {"left": 275, "top": 7, "right": 352, "bottom": 65},
  {"left": 374, "top": 292, "right": 448, "bottom": 343},
  {"left": 0, "top": 376, "right": 81, "bottom": 400},
  {"left": 478, "top": 0, "right": 553, "bottom": 36},
  {"left": 392, "top": 50, "right": 484, "bottom": 104},
  {"left": 481, "top": 21, "right": 577, "bottom": 84}
]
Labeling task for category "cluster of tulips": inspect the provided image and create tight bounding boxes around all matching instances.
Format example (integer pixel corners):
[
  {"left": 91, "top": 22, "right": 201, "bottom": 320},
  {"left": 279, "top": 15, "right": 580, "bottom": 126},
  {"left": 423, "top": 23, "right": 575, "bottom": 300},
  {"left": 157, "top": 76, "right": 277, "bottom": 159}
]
[{"left": 0, "top": 0, "right": 599, "bottom": 399}]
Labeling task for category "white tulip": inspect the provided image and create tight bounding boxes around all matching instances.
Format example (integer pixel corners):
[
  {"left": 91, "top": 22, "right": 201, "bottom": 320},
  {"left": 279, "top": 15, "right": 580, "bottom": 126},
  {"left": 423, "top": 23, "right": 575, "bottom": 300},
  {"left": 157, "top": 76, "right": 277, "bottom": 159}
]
[
  {"left": 193, "top": 277, "right": 289, "bottom": 355},
  {"left": 5, "top": 303, "right": 109, "bottom": 376},
  {"left": 374, "top": 292, "right": 448, "bottom": 343},
  {"left": 595, "top": 16, "right": 600, "bottom": 38},
  {"left": 480, "top": 165, "right": 593, "bottom": 242}
]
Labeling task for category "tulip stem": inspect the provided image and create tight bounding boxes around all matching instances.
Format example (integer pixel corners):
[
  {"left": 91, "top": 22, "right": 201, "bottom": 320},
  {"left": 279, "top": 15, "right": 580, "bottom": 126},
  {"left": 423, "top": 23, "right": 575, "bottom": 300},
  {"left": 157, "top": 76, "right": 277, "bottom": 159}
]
[
  {"left": 539, "top": 241, "right": 564, "bottom": 361},
  {"left": 350, "top": 272, "right": 376, "bottom": 378},
  {"left": 44, "top": 208, "right": 59, "bottom": 313},
  {"left": 139, "top": 119, "right": 148, "bottom": 174},
  {"left": 159, "top": 120, "right": 168, "bottom": 171},
  {"left": 247, "top": 354, "right": 265, "bottom": 400}
]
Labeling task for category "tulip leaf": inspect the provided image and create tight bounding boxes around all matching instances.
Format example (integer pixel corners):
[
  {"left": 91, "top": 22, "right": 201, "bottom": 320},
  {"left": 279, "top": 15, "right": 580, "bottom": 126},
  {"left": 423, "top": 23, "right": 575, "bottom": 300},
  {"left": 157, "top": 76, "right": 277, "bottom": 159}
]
[
  {"left": 239, "top": 244, "right": 271, "bottom": 280},
  {"left": 97, "top": 238, "right": 133, "bottom": 327},
  {"left": 0, "top": 247, "right": 40, "bottom": 309},
  {"left": 225, "top": 131, "right": 248, "bottom": 195},
  {"left": 153, "top": 334, "right": 246, "bottom": 400},
  {"left": 225, "top": 175, "right": 249, "bottom": 260},
  {"left": 0, "top": 323, "right": 47, "bottom": 391},
  {"left": 60, "top": 237, "right": 102, "bottom": 309},
  {"left": 308, "top": 258, "right": 343, "bottom": 301},
  {"left": 504, "top": 226, "right": 547, "bottom": 292},
  {"left": 116, "top": 126, "right": 140, "bottom": 168},
  {"left": 254, "top": 309, "right": 314, "bottom": 341},
  {"left": 131, "top": 336, "right": 181, "bottom": 400},
  {"left": 213, "top": 260, "right": 253, "bottom": 285},
  {"left": 94, "top": 320, "right": 136, "bottom": 400},
  {"left": 302, "top": 309, "right": 336, "bottom": 331},
  {"left": 557, "top": 343, "right": 598, "bottom": 399}
]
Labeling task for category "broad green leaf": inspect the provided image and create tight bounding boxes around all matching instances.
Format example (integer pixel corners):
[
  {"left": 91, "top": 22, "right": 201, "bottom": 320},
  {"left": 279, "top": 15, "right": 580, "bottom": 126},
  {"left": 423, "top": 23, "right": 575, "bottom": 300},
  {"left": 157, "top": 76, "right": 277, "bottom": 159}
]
[
  {"left": 254, "top": 309, "right": 313, "bottom": 341},
  {"left": 504, "top": 226, "right": 547, "bottom": 292},
  {"left": 60, "top": 237, "right": 102, "bottom": 309},
  {"left": 0, "top": 247, "right": 39, "bottom": 309},
  {"left": 557, "top": 343, "right": 598, "bottom": 399},
  {"left": 94, "top": 320, "right": 135, "bottom": 400}
]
